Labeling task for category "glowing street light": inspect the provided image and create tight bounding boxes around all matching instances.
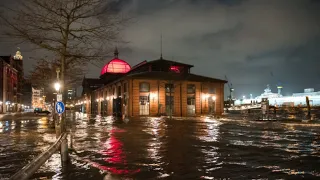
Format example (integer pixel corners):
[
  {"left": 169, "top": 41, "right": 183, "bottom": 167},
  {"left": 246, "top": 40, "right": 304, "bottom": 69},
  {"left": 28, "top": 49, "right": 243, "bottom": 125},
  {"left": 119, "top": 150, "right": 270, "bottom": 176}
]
[{"left": 54, "top": 82, "right": 61, "bottom": 92}]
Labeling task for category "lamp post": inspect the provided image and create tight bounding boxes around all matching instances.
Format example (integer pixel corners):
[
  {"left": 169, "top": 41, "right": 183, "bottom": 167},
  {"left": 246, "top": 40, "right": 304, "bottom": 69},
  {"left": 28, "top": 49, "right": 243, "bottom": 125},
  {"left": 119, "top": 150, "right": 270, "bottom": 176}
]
[{"left": 55, "top": 68, "right": 68, "bottom": 164}]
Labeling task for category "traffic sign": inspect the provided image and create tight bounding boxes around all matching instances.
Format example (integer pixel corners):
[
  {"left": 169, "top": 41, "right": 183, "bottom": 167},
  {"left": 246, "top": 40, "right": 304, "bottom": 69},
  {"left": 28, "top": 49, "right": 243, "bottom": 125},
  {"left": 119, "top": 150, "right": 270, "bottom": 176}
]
[
  {"left": 55, "top": 101, "right": 65, "bottom": 114},
  {"left": 57, "top": 94, "right": 62, "bottom": 102}
]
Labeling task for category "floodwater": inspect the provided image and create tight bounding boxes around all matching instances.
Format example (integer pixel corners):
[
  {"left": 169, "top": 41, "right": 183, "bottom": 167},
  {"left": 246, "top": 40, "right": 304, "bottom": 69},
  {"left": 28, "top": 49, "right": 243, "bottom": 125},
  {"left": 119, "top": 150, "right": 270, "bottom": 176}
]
[{"left": 0, "top": 113, "right": 320, "bottom": 180}]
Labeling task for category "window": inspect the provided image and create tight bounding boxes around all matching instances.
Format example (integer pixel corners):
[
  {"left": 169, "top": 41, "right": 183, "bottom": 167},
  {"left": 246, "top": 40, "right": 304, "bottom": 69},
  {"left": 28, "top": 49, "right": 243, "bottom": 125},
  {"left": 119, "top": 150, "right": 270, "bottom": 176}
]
[
  {"left": 187, "top": 84, "right": 195, "bottom": 94},
  {"left": 165, "top": 84, "right": 174, "bottom": 93},
  {"left": 209, "top": 87, "right": 216, "bottom": 94},
  {"left": 140, "top": 82, "right": 150, "bottom": 92},
  {"left": 187, "top": 96, "right": 195, "bottom": 105}
]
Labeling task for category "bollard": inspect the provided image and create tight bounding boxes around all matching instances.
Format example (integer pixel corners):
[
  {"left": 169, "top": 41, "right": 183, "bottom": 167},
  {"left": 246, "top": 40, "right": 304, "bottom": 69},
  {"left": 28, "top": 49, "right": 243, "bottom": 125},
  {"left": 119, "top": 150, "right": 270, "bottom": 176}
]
[
  {"left": 61, "top": 137, "right": 68, "bottom": 164},
  {"left": 60, "top": 114, "right": 68, "bottom": 164},
  {"left": 306, "top": 96, "right": 311, "bottom": 120}
]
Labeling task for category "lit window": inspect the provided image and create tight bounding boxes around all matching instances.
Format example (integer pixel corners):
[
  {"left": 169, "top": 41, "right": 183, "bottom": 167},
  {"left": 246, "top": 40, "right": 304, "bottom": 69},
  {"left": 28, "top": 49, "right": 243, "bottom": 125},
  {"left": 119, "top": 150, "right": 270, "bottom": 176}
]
[
  {"left": 140, "top": 82, "right": 150, "bottom": 92},
  {"left": 187, "top": 84, "right": 195, "bottom": 94}
]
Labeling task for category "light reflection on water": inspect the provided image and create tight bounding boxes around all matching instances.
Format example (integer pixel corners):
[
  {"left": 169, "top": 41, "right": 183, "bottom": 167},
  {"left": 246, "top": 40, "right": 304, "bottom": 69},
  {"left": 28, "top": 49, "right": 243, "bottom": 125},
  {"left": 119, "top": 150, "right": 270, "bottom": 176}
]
[{"left": 0, "top": 114, "right": 320, "bottom": 179}]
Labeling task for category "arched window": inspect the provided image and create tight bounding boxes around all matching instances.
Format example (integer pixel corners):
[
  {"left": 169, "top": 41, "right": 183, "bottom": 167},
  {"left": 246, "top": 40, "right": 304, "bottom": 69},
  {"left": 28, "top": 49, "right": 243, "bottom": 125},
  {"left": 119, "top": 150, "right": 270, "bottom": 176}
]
[{"left": 139, "top": 82, "right": 150, "bottom": 92}]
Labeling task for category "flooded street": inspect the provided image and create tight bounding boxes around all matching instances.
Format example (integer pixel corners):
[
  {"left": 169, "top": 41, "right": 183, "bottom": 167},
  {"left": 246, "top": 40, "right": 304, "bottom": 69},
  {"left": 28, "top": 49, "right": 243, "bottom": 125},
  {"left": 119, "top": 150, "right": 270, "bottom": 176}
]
[{"left": 0, "top": 113, "right": 320, "bottom": 179}]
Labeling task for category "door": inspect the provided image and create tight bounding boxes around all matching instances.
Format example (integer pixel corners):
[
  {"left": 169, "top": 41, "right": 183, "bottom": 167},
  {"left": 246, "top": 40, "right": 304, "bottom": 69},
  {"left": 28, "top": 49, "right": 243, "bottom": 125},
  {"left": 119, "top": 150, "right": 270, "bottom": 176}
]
[
  {"left": 139, "top": 96, "right": 149, "bottom": 115},
  {"left": 102, "top": 101, "right": 108, "bottom": 116},
  {"left": 113, "top": 97, "right": 122, "bottom": 117},
  {"left": 165, "top": 95, "right": 174, "bottom": 116},
  {"left": 187, "top": 96, "right": 195, "bottom": 116},
  {"left": 208, "top": 97, "right": 215, "bottom": 114}
]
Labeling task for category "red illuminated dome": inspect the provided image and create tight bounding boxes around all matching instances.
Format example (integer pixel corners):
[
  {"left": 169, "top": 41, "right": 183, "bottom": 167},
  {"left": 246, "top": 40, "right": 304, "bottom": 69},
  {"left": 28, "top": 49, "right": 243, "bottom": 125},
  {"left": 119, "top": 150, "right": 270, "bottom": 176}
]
[{"left": 101, "top": 48, "right": 131, "bottom": 75}]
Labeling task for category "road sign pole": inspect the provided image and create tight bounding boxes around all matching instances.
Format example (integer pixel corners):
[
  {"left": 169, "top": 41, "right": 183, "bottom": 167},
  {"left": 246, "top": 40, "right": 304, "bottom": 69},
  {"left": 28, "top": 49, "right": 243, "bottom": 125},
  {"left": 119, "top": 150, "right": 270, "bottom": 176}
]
[{"left": 55, "top": 99, "right": 68, "bottom": 164}]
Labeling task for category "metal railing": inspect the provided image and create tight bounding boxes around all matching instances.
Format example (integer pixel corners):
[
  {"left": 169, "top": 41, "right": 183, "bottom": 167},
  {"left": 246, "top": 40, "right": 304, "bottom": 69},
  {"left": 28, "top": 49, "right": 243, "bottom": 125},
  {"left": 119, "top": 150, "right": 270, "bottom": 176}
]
[{"left": 10, "top": 133, "right": 67, "bottom": 180}]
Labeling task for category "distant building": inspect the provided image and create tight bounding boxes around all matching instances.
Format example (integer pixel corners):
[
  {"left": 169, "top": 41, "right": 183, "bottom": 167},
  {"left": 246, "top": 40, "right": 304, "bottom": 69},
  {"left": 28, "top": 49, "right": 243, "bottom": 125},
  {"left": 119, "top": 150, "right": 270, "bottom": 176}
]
[
  {"left": 235, "top": 85, "right": 320, "bottom": 106},
  {"left": 76, "top": 49, "right": 227, "bottom": 117},
  {"left": 32, "top": 87, "right": 45, "bottom": 109},
  {"left": 0, "top": 56, "right": 18, "bottom": 113},
  {"left": 0, "top": 49, "right": 25, "bottom": 113},
  {"left": 13, "top": 50, "right": 24, "bottom": 109},
  {"left": 67, "top": 88, "right": 77, "bottom": 100}
]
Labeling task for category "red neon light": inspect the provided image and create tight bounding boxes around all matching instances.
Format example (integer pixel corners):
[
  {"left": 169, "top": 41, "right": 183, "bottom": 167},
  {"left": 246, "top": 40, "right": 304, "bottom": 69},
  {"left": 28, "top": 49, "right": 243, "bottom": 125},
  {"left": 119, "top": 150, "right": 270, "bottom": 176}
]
[
  {"left": 170, "top": 66, "right": 180, "bottom": 73},
  {"left": 101, "top": 58, "right": 131, "bottom": 75}
]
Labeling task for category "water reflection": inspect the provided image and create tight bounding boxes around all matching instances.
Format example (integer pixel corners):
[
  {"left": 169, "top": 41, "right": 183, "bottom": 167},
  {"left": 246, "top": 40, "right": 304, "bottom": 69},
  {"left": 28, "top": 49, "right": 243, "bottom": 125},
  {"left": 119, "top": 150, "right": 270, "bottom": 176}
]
[
  {"left": 1, "top": 113, "right": 320, "bottom": 179},
  {"left": 0, "top": 116, "right": 56, "bottom": 179}
]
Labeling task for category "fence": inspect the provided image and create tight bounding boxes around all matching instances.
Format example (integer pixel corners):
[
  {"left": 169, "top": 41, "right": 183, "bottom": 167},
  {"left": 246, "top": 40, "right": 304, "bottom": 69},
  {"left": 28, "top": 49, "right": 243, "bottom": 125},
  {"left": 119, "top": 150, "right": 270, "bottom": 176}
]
[{"left": 10, "top": 133, "right": 67, "bottom": 180}]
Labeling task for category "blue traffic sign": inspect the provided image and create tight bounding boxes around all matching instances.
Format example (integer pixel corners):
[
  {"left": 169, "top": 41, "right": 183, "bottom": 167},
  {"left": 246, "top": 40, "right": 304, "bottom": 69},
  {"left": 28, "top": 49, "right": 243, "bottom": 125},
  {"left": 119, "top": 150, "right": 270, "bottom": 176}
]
[{"left": 55, "top": 101, "right": 65, "bottom": 114}]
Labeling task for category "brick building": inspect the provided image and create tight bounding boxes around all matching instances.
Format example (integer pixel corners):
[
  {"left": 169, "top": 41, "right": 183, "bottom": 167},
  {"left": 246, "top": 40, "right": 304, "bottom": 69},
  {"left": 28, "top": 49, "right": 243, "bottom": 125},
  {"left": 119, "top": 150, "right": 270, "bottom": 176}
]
[
  {"left": 0, "top": 56, "right": 18, "bottom": 113},
  {"left": 0, "top": 50, "right": 25, "bottom": 113},
  {"left": 77, "top": 49, "right": 227, "bottom": 117}
]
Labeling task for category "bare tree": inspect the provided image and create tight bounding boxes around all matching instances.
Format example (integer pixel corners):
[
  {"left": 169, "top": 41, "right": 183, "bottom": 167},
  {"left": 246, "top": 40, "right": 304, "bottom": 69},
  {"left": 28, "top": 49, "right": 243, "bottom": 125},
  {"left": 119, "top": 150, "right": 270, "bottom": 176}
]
[
  {"left": 0, "top": 0, "right": 129, "bottom": 99},
  {"left": 27, "top": 57, "right": 84, "bottom": 101}
]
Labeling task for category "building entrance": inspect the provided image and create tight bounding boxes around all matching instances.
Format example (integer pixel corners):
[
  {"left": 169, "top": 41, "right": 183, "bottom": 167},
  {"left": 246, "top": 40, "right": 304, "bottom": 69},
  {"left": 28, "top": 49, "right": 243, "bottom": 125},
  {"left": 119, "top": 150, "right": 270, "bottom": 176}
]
[
  {"left": 187, "top": 97, "right": 195, "bottom": 116},
  {"left": 139, "top": 96, "right": 149, "bottom": 115},
  {"left": 113, "top": 97, "right": 122, "bottom": 117},
  {"left": 165, "top": 83, "right": 174, "bottom": 116}
]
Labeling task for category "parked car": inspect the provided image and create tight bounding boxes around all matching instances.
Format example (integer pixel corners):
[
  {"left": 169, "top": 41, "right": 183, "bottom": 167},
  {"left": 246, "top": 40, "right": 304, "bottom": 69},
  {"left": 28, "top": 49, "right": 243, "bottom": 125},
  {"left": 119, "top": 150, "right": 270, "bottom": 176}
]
[{"left": 34, "top": 108, "right": 51, "bottom": 115}]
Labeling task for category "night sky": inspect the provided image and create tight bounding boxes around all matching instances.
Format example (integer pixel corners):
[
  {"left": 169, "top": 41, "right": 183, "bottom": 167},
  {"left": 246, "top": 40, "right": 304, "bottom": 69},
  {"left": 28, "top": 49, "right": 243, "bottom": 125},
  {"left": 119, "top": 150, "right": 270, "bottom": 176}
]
[{"left": 1, "top": 0, "right": 320, "bottom": 98}]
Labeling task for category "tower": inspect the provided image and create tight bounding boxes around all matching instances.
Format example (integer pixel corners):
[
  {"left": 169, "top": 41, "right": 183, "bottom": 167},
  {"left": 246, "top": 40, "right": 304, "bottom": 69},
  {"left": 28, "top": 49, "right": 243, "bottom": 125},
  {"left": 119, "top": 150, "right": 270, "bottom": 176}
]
[{"left": 13, "top": 48, "right": 24, "bottom": 111}]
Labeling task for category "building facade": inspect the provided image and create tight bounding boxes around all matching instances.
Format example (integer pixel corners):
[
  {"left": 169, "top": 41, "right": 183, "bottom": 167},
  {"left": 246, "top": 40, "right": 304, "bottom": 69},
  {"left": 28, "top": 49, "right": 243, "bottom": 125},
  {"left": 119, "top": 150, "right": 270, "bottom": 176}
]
[
  {"left": 0, "top": 56, "right": 18, "bottom": 113},
  {"left": 76, "top": 50, "right": 227, "bottom": 117},
  {"left": 13, "top": 50, "right": 24, "bottom": 108},
  {"left": 67, "top": 88, "right": 77, "bottom": 101},
  {"left": 0, "top": 50, "right": 26, "bottom": 113},
  {"left": 32, "top": 87, "right": 45, "bottom": 109}
]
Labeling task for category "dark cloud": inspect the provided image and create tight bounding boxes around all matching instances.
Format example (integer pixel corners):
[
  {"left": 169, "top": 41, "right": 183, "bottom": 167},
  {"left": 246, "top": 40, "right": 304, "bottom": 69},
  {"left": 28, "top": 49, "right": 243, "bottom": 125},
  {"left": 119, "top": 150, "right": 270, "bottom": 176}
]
[
  {"left": 116, "top": 0, "right": 320, "bottom": 97},
  {"left": 1, "top": 0, "right": 320, "bottom": 98}
]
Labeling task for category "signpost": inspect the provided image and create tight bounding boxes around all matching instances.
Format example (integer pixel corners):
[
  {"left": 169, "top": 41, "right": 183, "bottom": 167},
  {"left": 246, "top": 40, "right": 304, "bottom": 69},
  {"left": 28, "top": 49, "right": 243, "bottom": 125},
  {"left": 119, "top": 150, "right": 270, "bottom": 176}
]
[
  {"left": 55, "top": 101, "right": 65, "bottom": 114},
  {"left": 57, "top": 94, "right": 62, "bottom": 102}
]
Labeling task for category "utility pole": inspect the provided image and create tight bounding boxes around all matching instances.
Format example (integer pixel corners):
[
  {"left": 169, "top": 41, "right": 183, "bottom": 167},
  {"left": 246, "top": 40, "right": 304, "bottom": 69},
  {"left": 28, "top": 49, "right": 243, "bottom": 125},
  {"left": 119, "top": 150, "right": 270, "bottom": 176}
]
[{"left": 55, "top": 67, "right": 68, "bottom": 165}]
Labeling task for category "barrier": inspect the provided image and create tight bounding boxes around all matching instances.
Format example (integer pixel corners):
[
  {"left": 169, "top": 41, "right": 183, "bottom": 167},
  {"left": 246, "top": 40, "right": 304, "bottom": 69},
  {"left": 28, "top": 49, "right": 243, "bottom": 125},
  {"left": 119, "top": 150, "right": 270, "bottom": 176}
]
[{"left": 10, "top": 133, "right": 67, "bottom": 180}]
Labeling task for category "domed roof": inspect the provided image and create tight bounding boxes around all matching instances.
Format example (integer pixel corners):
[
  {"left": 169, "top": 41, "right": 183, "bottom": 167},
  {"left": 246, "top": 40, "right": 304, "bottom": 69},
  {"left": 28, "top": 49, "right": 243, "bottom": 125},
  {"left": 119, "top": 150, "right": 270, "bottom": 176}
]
[{"left": 100, "top": 48, "right": 131, "bottom": 75}]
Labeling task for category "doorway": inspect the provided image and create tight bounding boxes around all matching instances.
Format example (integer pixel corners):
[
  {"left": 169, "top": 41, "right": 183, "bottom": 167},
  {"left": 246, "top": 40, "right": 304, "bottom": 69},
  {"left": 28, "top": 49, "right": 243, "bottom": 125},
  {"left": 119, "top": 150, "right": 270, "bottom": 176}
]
[
  {"left": 187, "top": 96, "right": 195, "bottom": 116},
  {"left": 165, "top": 83, "right": 174, "bottom": 116},
  {"left": 139, "top": 96, "right": 149, "bottom": 115},
  {"left": 113, "top": 97, "right": 122, "bottom": 117}
]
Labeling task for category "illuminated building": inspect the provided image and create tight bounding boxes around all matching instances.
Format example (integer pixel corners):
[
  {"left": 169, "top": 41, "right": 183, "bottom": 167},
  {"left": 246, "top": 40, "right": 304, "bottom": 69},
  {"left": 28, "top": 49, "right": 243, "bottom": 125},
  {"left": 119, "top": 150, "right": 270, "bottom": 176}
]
[
  {"left": 67, "top": 88, "right": 77, "bottom": 100},
  {"left": 77, "top": 48, "right": 227, "bottom": 117},
  {"left": 0, "top": 49, "right": 25, "bottom": 113},
  {"left": 0, "top": 55, "right": 18, "bottom": 113},
  {"left": 32, "top": 87, "right": 45, "bottom": 109},
  {"left": 13, "top": 49, "right": 24, "bottom": 111},
  {"left": 235, "top": 85, "right": 320, "bottom": 106}
]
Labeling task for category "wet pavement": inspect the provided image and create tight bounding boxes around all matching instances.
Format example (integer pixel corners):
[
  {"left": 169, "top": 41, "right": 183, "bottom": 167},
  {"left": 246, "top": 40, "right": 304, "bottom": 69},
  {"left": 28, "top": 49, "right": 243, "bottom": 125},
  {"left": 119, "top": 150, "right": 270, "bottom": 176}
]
[{"left": 0, "top": 113, "right": 320, "bottom": 179}]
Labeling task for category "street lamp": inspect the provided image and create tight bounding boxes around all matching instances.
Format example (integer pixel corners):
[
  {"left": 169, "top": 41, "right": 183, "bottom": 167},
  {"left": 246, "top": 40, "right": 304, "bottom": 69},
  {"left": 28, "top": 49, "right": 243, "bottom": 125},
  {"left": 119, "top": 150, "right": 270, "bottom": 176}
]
[{"left": 54, "top": 82, "right": 61, "bottom": 92}]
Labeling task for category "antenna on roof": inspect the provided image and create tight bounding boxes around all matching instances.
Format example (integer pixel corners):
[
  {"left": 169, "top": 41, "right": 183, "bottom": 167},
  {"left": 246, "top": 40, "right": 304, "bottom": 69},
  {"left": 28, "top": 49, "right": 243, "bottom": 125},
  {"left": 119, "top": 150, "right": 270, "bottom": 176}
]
[
  {"left": 114, "top": 46, "right": 119, "bottom": 58},
  {"left": 160, "top": 32, "right": 163, "bottom": 59}
]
